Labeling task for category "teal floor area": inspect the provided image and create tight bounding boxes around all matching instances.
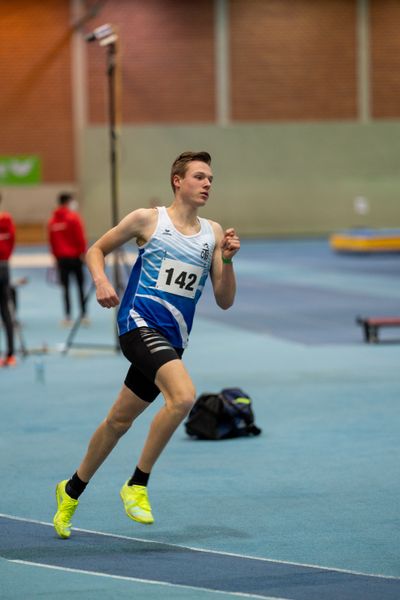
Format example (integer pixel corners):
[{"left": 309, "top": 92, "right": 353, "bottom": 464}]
[{"left": 1, "top": 239, "right": 399, "bottom": 599}]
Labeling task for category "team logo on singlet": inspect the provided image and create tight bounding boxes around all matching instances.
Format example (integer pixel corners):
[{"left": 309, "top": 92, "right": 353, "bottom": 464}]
[
  {"left": 201, "top": 243, "right": 210, "bottom": 261},
  {"left": 161, "top": 228, "right": 172, "bottom": 236}
]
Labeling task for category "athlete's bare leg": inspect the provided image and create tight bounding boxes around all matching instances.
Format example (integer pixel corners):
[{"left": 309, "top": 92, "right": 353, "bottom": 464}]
[
  {"left": 77, "top": 385, "right": 149, "bottom": 482},
  {"left": 136, "top": 359, "right": 195, "bottom": 473}
]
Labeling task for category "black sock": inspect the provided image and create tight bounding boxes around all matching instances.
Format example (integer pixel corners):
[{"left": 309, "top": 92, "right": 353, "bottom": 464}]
[
  {"left": 128, "top": 466, "right": 150, "bottom": 487},
  {"left": 66, "top": 472, "right": 88, "bottom": 500}
]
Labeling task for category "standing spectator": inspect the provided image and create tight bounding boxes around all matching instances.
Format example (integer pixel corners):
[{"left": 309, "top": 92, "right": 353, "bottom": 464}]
[
  {"left": 48, "top": 192, "right": 88, "bottom": 326},
  {"left": 0, "top": 193, "right": 16, "bottom": 367}
]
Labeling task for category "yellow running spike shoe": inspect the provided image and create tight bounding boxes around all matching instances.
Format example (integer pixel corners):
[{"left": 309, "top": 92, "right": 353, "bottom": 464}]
[
  {"left": 120, "top": 482, "right": 154, "bottom": 525},
  {"left": 53, "top": 480, "right": 79, "bottom": 539}
]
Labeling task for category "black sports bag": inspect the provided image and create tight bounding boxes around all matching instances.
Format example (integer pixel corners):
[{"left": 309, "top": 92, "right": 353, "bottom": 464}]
[{"left": 185, "top": 387, "right": 262, "bottom": 440}]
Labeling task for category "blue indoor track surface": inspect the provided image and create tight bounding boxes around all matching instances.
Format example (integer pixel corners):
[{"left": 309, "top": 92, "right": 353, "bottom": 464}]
[
  {"left": 1, "top": 239, "right": 400, "bottom": 599},
  {"left": 1, "top": 515, "right": 399, "bottom": 600}
]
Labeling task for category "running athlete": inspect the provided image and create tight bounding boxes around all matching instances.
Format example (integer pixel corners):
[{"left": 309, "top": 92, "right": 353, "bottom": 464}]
[{"left": 53, "top": 151, "right": 240, "bottom": 538}]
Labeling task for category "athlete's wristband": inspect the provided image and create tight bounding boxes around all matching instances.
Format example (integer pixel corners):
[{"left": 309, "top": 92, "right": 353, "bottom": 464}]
[{"left": 222, "top": 256, "right": 233, "bottom": 264}]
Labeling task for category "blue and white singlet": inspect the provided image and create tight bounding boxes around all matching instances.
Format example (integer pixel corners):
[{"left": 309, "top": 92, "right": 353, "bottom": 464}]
[{"left": 117, "top": 206, "right": 215, "bottom": 348}]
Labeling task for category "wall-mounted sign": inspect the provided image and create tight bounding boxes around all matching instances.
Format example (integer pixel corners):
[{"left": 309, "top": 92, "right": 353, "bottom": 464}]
[{"left": 0, "top": 155, "right": 41, "bottom": 184}]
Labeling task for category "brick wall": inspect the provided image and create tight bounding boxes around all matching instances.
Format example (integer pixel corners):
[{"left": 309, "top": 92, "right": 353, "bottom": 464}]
[
  {"left": 370, "top": 0, "right": 400, "bottom": 118},
  {"left": 84, "top": 0, "right": 400, "bottom": 124},
  {"left": 2, "top": 0, "right": 400, "bottom": 192},
  {"left": 230, "top": 0, "right": 357, "bottom": 121},
  {"left": 86, "top": 0, "right": 215, "bottom": 124},
  {"left": 0, "top": 0, "right": 74, "bottom": 182}
]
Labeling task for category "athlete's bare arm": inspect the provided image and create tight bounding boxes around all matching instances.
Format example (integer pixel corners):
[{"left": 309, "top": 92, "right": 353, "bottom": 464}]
[
  {"left": 86, "top": 208, "right": 158, "bottom": 308},
  {"left": 210, "top": 221, "right": 240, "bottom": 310}
]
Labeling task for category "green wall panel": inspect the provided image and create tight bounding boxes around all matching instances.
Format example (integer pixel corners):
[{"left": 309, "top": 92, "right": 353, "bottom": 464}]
[{"left": 82, "top": 122, "right": 400, "bottom": 238}]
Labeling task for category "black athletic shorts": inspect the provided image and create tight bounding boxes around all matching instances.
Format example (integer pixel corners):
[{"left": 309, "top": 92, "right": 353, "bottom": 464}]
[{"left": 119, "top": 327, "right": 184, "bottom": 403}]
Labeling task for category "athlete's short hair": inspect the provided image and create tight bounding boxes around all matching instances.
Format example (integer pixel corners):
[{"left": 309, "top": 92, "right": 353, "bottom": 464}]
[{"left": 170, "top": 151, "right": 211, "bottom": 192}]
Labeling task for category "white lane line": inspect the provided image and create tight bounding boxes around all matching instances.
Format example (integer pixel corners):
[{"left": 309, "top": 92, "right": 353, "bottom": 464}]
[
  {"left": 0, "top": 513, "right": 399, "bottom": 581},
  {"left": 8, "top": 560, "right": 292, "bottom": 600}
]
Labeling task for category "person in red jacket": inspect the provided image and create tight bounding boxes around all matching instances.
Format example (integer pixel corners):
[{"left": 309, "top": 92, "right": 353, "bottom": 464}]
[
  {"left": 48, "top": 192, "right": 88, "bottom": 325},
  {"left": 0, "top": 193, "right": 16, "bottom": 367}
]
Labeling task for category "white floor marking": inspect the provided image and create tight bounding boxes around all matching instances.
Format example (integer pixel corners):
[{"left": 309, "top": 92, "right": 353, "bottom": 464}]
[
  {"left": 8, "top": 560, "right": 291, "bottom": 600},
  {"left": 0, "top": 512, "right": 398, "bottom": 581}
]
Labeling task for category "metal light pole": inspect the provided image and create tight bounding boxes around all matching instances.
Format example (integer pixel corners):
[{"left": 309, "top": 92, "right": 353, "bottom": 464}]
[{"left": 63, "top": 24, "right": 124, "bottom": 354}]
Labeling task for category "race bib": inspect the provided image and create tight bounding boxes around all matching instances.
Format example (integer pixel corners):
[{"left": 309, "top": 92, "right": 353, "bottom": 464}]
[{"left": 155, "top": 258, "right": 203, "bottom": 299}]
